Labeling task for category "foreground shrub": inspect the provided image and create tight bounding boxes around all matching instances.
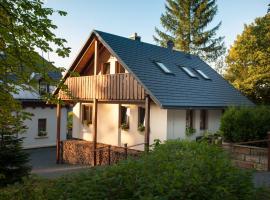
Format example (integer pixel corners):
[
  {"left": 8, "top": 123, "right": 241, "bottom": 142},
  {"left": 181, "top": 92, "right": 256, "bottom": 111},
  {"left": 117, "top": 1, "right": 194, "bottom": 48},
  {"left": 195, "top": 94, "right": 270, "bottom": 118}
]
[
  {"left": 220, "top": 106, "right": 270, "bottom": 142},
  {"left": 1, "top": 141, "right": 267, "bottom": 200}
]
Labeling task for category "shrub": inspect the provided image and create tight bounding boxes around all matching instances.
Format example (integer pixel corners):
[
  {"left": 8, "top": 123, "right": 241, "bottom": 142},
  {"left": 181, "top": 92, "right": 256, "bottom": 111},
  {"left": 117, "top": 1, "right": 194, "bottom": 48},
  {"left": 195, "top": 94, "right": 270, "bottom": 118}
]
[
  {"left": 220, "top": 106, "right": 270, "bottom": 142},
  {"left": 0, "top": 141, "right": 266, "bottom": 200}
]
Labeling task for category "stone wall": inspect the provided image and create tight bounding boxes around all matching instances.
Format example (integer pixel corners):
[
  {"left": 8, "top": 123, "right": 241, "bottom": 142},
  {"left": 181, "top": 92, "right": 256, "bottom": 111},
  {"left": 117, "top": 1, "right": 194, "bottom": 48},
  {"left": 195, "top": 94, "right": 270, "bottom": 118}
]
[
  {"left": 222, "top": 142, "right": 268, "bottom": 171},
  {"left": 62, "top": 140, "right": 141, "bottom": 166}
]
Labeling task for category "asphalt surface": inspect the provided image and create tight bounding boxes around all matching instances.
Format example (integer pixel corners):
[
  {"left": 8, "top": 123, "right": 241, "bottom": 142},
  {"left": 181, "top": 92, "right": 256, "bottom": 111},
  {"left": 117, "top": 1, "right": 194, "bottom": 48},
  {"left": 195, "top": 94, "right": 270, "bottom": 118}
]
[{"left": 24, "top": 147, "right": 90, "bottom": 178}]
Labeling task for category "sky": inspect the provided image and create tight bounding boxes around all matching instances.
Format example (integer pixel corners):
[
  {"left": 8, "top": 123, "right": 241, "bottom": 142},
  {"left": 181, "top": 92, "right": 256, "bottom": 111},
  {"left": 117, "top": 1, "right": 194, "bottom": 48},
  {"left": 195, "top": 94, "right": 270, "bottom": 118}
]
[{"left": 44, "top": 0, "right": 269, "bottom": 69}]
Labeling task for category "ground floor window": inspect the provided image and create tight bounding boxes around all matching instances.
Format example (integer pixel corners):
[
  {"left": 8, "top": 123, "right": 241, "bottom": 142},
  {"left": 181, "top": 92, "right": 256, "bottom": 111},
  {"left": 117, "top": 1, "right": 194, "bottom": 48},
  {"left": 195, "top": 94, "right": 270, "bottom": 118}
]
[
  {"left": 200, "top": 110, "right": 208, "bottom": 130},
  {"left": 38, "top": 118, "right": 47, "bottom": 137},
  {"left": 82, "top": 104, "right": 93, "bottom": 125},
  {"left": 121, "top": 106, "right": 130, "bottom": 130},
  {"left": 186, "top": 110, "right": 194, "bottom": 129},
  {"left": 138, "top": 106, "right": 145, "bottom": 132}
]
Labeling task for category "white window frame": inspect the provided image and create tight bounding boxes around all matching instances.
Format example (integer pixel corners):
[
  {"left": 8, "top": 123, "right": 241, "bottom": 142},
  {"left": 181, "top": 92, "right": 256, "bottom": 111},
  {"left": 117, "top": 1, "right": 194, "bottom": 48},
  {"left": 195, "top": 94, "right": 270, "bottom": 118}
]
[
  {"left": 196, "top": 69, "right": 211, "bottom": 80},
  {"left": 155, "top": 62, "right": 173, "bottom": 74},
  {"left": 181, "top": 67, "right": 197, "bottom": 78}
]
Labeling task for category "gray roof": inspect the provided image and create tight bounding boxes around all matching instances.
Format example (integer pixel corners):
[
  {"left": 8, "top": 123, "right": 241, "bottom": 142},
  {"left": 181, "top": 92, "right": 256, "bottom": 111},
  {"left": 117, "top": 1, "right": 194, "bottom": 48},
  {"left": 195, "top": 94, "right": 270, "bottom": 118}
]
[{"left": 93, "top": 30, "right": 253, "bottom": 108}]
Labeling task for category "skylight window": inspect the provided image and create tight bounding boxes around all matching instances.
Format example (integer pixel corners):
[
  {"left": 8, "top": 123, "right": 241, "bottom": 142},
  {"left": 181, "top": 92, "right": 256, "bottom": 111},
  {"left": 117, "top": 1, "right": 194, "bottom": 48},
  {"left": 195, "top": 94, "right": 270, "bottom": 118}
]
[
  {"left": 155, "top": 62, "right": 173, "bottom": 74},
  {"left": 181, "top": 67, "right": 197, "bottom": 78},
  {"left": 196, "top": 69, "right": 211, "bottom": 80}
]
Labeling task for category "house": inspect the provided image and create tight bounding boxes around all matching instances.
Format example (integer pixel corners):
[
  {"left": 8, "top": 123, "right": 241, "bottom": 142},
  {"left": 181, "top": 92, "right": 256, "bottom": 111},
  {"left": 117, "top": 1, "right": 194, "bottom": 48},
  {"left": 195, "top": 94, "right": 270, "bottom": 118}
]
[
  {"left": 54, "top": 30, "right": 253, "bottom": 158},
  {"left": 13, "top": 72, "right": 68, "bottom": 149}
]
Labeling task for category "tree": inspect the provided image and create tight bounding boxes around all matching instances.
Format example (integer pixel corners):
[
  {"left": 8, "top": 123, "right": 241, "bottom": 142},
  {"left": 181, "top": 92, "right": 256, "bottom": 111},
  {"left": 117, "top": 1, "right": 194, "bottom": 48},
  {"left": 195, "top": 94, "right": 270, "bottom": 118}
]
[
  {"left": 225, "top": 13, "right": 270, "bottom": 104},
  {"left": 0, "top": 0, "right": 70, "bottom": 185},
  {"left": 154, "top": 0, "right": 225, "bottom": 62}
]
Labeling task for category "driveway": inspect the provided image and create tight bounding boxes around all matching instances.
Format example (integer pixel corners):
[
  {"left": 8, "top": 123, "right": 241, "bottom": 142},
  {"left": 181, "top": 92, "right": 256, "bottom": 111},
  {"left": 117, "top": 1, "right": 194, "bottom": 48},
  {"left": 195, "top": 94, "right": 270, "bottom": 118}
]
[{"left": 24, "top": 147, "right": 90, "bottom": 178}]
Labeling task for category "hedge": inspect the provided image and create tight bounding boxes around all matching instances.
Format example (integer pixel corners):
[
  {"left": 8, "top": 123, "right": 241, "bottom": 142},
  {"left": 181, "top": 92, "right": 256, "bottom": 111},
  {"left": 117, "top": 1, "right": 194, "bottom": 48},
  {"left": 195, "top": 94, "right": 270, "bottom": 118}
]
[
  {"left": 1, "top": 140, "right": 268, "bottom": 199},
  {"left": 220, "top": 106, "right": 270, "bottom": 142}
]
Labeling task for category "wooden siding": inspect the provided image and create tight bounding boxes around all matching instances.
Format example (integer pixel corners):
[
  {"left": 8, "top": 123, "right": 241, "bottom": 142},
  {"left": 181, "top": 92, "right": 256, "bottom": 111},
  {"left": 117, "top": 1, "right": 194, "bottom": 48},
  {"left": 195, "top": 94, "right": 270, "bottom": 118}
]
[{"left": 59, "top": 73, "right": 145, "bottom": 101}]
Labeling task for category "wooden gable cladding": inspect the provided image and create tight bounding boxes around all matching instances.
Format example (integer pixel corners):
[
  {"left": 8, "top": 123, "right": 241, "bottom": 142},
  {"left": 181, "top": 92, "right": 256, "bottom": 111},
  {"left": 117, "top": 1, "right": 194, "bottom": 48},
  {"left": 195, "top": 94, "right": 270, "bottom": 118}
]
[{"left": 59, "top": 73, "right": 145, "bottom": 101}]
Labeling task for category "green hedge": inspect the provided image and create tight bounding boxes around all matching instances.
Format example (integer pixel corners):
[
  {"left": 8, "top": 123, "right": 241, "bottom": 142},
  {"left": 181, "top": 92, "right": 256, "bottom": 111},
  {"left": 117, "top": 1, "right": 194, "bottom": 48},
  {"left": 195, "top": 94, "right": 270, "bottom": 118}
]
[
  {"left": 1, "top": 140, "right": 267, "bottom": 200},
  {"left": 220, "top": 106, "right": 270, "bottom": 142}
]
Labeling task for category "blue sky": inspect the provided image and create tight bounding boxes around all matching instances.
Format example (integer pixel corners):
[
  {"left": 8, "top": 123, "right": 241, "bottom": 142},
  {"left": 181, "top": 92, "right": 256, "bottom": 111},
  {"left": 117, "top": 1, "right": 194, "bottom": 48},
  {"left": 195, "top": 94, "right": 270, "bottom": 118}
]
[{"left": 45, "top": 0, "right": 269, "bottom": 69}]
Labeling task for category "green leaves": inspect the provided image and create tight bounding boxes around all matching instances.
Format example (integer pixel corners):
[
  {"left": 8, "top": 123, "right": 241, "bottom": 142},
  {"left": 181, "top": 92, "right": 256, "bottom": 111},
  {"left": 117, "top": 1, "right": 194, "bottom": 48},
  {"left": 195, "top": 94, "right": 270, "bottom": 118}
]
[{"left": 225, "top": 14, "right": 270, "bottom": 104}]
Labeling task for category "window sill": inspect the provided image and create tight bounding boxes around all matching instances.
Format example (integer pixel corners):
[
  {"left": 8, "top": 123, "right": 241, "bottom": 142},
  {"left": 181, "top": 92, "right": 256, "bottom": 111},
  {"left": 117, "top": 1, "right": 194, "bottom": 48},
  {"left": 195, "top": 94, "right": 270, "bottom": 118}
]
[{"left": 35, "top": 136, "right": 48, "bottom": 139}]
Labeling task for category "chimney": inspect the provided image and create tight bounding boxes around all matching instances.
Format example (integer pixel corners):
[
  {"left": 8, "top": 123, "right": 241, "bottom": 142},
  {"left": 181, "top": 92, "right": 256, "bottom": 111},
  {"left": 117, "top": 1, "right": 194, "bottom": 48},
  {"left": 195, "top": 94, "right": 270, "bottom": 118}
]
[
  {"left": 130, "top": 33, "right": 141, "bottom": 42},
  {"left": 167, "top": 40, "right": 174, "bottom": 50}
]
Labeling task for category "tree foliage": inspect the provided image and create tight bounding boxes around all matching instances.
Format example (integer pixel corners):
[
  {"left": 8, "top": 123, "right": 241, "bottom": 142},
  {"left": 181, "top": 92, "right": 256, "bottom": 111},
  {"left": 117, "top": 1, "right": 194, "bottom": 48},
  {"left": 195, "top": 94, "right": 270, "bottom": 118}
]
[
  {"left": 0, "top": 0, "right": 70, "bottom": 186},
  {"left": 225, "top": 13, "right": 270, "bottom": 104},
  {"left": 154, "top": 0, "right": 225, "bottom": 62}
]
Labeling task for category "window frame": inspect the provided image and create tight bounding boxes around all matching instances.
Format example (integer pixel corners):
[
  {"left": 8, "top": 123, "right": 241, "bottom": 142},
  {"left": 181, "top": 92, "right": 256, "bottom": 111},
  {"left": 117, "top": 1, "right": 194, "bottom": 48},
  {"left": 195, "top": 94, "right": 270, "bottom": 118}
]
[
  {"left": 195, "top": 69, "right": 211, "bottom": 80},
  {"left": 186, "top": 110, "right": 194, "bottom": 129},
  {"left": 200, "top": 110, "right": 208, "bottom": 130},
  {"left": 103, "top": 62, "right": 111, "bottom": 74},
  {"left": 155, "top": 61, "right": 174, "bottom": 74},
  {"left": 138, "top": 106, "right": 145, "bottom": 127},
  {"left": 38, "top": 118, "right": 47, "bottom": 137},
  {"left": 181, "top": 67, "right": 197, "bottom": 78},
  {"left": 121, "top": 106, "right": 130, "bottom": 127},
  {"left": 81, "top": 104, "right": 93, "bottom": 125}
]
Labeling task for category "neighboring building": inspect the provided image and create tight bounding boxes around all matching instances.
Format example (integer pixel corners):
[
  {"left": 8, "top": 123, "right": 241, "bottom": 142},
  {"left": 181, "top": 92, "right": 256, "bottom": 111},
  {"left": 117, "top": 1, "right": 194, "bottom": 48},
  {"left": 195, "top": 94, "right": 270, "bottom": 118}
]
[
  {"left": 55, "top": 30, "right": 253, "bottom": 151},
  {"left": 14, "top": 72, "right": 67, "bottom": 149}
]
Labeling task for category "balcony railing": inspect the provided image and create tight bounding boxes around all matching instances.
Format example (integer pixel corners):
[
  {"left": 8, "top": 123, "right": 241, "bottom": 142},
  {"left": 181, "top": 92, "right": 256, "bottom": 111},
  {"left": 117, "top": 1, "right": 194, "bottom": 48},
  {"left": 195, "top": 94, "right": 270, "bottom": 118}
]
[{"left": 59, "top": 73, "right": 146, "bottom": 101}]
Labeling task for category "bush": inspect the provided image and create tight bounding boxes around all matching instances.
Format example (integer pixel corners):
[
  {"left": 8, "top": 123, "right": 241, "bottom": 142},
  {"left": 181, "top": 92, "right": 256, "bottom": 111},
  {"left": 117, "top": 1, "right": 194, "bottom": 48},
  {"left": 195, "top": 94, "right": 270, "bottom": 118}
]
[
  {"left": 220, "top": 106, "right": 270, "bottom": 142},
  {"left": 1, "top": 140, "right": 262, "bottom": 200}
]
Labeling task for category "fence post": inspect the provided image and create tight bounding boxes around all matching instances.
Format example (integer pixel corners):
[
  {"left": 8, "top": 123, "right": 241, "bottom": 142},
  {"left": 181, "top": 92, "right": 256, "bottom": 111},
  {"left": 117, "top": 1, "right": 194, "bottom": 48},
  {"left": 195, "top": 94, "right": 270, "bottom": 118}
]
[
  {"left": 108, "top": 145, "right": 111, "bottom": 165},
  {"left": 124, "top": 143, "right": 128, "bottom": 160},
  {"left": 60, "top": 141, "right": 63, "bottom": 164},
  {"left": 267, "top": 131, "right": 270, "bottom": 171}
]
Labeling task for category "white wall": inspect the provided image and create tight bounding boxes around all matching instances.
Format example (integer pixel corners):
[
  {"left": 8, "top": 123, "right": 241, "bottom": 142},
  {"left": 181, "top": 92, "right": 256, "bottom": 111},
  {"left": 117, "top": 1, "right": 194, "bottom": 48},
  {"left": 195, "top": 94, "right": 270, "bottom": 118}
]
[
  {"left": 208, "top": 110, "right": 223, "bottom": 133},
  {"left": 72, "top": 103, "right": 223, "bottom": 149},
  {"left": 22, "top": 107, "right": 67, "bottom": 149}
]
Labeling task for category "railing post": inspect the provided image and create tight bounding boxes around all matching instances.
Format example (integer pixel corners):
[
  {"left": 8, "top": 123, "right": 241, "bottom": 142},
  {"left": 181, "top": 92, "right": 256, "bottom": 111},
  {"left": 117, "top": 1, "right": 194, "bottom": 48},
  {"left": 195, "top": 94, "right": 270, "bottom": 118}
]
[
  {"left": 108, "top": 145, "right": 111, "bottom": 165},
  {"left": 124, "top": 143, "right": 128, "bottom": 160},
  {"left": 267, "top": 131, "right": 270, "bottom": 171}
]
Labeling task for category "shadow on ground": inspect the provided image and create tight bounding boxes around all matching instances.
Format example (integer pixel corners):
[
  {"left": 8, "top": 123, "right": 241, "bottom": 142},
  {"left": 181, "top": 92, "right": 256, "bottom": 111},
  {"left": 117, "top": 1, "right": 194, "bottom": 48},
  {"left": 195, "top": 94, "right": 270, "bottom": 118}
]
[{"left": 24, "top": 147, "right": 90, "bottom": 178}]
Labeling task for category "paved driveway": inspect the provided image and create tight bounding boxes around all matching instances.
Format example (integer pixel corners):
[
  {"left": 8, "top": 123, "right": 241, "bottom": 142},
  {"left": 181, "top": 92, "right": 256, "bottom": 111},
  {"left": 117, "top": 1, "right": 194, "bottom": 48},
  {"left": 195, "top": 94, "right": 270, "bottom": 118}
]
[{"left": 25, "top": 147, "right": 90, "bottom": 178}]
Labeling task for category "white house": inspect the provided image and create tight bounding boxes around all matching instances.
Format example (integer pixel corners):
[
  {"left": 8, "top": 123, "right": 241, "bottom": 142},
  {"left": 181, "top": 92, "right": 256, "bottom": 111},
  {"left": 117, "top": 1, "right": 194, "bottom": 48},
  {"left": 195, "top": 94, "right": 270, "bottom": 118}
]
[
  {"left": 14, "top": 73, "right": 68, "bottom": 149},
  {"left": 54, "top": 30, "right": 253, "bottom": 152}
]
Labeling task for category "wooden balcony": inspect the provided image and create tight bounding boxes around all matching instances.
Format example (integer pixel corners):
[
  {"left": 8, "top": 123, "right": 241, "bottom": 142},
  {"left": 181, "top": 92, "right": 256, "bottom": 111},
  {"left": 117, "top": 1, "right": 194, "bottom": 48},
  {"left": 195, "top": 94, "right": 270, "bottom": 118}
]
[{"left": 59, "top": 73, "right": 146, "bottom": 101}]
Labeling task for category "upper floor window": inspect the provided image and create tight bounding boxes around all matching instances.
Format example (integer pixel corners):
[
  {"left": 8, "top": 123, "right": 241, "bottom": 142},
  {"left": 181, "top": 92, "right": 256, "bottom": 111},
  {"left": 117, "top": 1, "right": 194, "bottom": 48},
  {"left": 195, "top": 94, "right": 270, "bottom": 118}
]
[
  {"left": 181, "top": 67, "right": 197, "bottom": 78},
  {"left": 103, "top": 62, "right": 111, "bottom": 74},
  {"left": 155, "top": 62, "right": 173, "bottom": 74},
  {"left": 38, "top": 118, "right": 47, "bottom": 137},
  {"left": 196, "top": 69, "right": 211, "bottom": 80},
  {"left": 200, "top": 110, "right": 208, "bottom": 130},
  {"left": 39, "top": 80, "right": 49, "bottom": 95},
  {"left": 82, "top": 104, "right": 93, "bottom": 125},
  {"left": 116, "top": 61, "right": 125, "bottom": 73}
]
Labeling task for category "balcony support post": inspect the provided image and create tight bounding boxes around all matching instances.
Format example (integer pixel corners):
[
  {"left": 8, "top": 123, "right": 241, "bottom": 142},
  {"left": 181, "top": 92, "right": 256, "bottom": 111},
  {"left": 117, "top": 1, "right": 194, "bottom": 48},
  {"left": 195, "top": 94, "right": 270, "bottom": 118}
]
[
  {"left": 144, "top": 95, "right": 150, "bottom": 152},
  {"left": 56, "top": 102, "right": 61, "bottom": 164},
  {"left": 93, "top": 98, "right": 98, "bottom": 166}
]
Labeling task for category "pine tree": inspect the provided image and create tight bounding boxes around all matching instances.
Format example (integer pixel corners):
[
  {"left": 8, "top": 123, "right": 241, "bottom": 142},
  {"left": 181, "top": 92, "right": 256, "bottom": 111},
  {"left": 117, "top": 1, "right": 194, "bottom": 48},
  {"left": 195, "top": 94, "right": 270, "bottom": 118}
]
[
  {"left": 154, "top": 0, "right": 225, "bottom": 62},
  {"left": 0, "top": 101, "right": 31, "bottom": 187}
]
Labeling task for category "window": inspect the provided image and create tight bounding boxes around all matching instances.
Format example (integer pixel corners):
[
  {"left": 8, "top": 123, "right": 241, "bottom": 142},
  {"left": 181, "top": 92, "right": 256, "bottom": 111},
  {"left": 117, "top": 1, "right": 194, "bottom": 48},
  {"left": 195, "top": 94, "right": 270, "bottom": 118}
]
[
  {"left": 38, "top": 119, "right": 47, "bottom": 137},
  {"left": 103, "top": 62, "right": 111, "bottom": 74},
  {"left": 82, "top": 104, "right": 93, "bottom": 125},
  {"left": 186, "top": 110, "right": 194, "bottom": 129},
  {"left": 200, "top": 110, "right": 208, "bottom": 130},
  {"left": 121, "top": 106, "right": 130, "bottom": 129},
  {"left": 115, "top": 61, "right": 125, "bottom": 73},
  {"left": 39, "top": 80, "right": 49, "bottom": 95},
  {"left": 138, "top": 107, "right": 145, "bottom": 126},
  {"left": 155, "top": 62, "right": 173, "bottom": 74},
  {"left": 196, "top": 69, "right": 211, "bottom": 80},
  {"left": 181, "top": 67, "right": 197, "bottom": 78}
]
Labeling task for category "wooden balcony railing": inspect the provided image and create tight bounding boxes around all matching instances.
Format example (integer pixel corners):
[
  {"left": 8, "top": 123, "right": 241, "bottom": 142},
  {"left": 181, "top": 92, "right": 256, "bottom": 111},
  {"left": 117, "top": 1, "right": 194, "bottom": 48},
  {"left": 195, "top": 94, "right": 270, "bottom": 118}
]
[{"left": 59, "top": 73, "right": 146, "bottom": 101}]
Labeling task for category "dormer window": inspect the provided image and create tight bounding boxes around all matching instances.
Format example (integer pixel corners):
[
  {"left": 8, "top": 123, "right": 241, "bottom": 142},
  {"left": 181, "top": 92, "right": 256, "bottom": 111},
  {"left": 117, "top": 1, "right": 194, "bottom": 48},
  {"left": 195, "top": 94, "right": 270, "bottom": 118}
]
[
  {"left": 155, "top": 62, "right": 173, "bottom": 74},
  {"left": 39, "top": 80, "right": 49, "bottom": 95}
]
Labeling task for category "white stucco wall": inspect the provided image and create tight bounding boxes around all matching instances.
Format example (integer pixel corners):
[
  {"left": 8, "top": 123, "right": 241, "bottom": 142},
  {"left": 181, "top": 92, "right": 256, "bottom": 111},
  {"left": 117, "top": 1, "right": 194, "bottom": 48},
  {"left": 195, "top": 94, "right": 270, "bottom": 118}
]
[
  {"left": 21, "top": 107, "right": 67, "bottom": 149},
  {"left": 72, "top": 103, "right": 223, "bottom": 149}
]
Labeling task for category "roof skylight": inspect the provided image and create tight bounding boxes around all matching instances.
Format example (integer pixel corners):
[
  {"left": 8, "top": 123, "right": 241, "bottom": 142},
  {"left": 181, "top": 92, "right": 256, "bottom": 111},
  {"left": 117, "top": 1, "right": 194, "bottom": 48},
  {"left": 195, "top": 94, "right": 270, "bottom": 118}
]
[
  {"left": 155, "top": 62, "right": 173, "bottom": 74},
  {"left": 181, "top": 67, "right": 197, "bottom": 78},
  {"left": 196, "top": 69, "right": 211, "bottom": 80}
]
